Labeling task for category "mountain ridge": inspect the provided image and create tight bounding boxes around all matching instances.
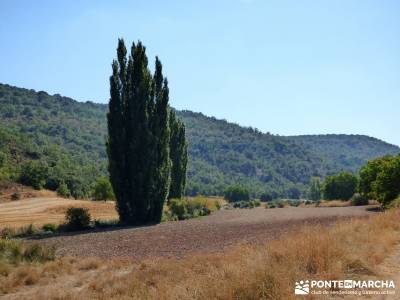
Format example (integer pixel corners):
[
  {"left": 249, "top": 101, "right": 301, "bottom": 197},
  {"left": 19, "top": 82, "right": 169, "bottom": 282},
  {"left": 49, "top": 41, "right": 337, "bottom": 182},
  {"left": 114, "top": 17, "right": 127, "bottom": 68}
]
[{"left": 0, "top": 82, "right": 398, "bottom": 197}]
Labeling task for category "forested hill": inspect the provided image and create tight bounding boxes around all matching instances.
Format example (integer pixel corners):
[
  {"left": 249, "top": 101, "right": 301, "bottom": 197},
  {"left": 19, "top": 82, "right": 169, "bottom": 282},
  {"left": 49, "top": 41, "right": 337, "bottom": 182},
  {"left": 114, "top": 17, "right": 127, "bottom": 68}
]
[
  {"left": 0, "top": 83, "right": 398, "bottom": 198},
  {"left": 288, "top": 135, "right": 399, "bottom": 173}
]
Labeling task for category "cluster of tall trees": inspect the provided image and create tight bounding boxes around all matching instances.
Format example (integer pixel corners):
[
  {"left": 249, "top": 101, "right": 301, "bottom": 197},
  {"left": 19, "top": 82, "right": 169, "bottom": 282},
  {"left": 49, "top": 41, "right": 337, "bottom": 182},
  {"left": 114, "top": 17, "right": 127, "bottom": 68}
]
[
  {"left": 107, "top": 39, "right": 187, "bottom": 225},
  {"left": 322, "top": 172, "right": 358, "bottom": 200},
  {"left": 306, "top": 155, "right": 400, "bottom": 207},
  {"left": 359, "top": 155, "right": 400, "bottom": 206}
]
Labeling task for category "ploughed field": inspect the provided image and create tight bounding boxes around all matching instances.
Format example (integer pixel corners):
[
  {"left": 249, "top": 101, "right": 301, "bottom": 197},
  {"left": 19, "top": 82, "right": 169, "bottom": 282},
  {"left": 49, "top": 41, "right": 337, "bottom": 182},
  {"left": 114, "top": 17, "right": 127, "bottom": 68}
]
[{"left": 35, "top": 205, "right": 374, "bottom": 261}]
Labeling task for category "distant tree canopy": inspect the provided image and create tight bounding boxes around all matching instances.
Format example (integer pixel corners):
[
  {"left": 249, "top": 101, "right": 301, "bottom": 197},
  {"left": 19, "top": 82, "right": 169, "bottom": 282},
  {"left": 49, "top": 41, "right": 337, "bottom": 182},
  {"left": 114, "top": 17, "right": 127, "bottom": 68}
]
[
  {"left": 322, "top": 172, "right": 358, "bottom": 200},
  {"left": 308, "top": 177, "right": 321, "bottom": 201},
  {"left": 0, "top": 82, "right": 398, "bottom": 199},
  {"left": 224, "top": 185, "right": 250, "bottom": 202},
  {"left": 359, "top": 155, "right": 400, "bottom": 206},
  {"left": 107, "top": 39, "right": 187, "bottom": 225}
]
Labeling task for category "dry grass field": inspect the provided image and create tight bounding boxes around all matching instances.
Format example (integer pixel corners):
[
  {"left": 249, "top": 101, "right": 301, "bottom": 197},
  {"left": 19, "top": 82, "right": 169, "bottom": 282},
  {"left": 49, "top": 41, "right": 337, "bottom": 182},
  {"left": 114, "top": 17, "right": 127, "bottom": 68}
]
[
  {"left": 0, "top": 197, "right": 117, "bottom": 228},
  {"left": 0, "top": 209, "right": 398, "bottom": 299}
]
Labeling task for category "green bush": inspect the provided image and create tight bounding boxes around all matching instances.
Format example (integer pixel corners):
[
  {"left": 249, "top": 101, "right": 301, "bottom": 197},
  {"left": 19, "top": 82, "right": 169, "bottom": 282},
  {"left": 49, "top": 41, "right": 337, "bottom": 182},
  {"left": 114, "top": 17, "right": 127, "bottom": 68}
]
[
  {"left": 19, "top": 160, "right": 49, "bottom": 190},
  {"left": 322, "top": 172, "right": 358, "bottom": 200},
  {"left": 224, "top": 185, "right": 250, "bottom": 202},
  {"left": 57, "top": 181, "right": 70, "bottom": 198},
  {"left": 168, "top": 197, "right": 218, "bottom": 220},
  {"left": 260, "top": 192, "right": 273, "bottom": 202},
  {"left": 92, "top": 177, "right": 114, "bottom": 201},
  {"left": 276, "top": 201, "right": 285, "bottom": 208},
  {"left": 169, "top": 199, "right": 188, "bottom": 220},
  {"left": 350, "top": 193, "right": 369, "bottom": 206},
  {"left": 42, "top": 223, "right": 57, "bottom": 233},
  {"left": 232, "top": 199, "right": 260, "bottom": 209},
  {"left": 388, "top": 197, "right": 400, "bottom": 208},
  {"left": 94, "top": 219, "right": 119, "bottom": 228},
  {"left": 65, "top": 207, "right": 91, "bottom": 231},
  {"left": 287, "top": 200, "right": 300, "bottom": 207}
]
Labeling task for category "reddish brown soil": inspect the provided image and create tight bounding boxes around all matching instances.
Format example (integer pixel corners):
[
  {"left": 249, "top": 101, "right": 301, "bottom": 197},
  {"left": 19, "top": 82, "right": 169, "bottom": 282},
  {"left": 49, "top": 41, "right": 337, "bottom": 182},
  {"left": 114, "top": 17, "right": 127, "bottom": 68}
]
[{"left": 38, "top": 206, "right": 374, "bottom": 261}]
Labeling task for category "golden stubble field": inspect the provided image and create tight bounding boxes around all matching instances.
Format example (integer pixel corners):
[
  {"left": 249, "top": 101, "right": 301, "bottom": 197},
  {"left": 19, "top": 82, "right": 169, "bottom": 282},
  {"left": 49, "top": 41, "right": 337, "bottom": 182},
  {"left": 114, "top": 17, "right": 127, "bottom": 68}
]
[{"left": 0, "top": 197, "right": 117, "bottom": 229}]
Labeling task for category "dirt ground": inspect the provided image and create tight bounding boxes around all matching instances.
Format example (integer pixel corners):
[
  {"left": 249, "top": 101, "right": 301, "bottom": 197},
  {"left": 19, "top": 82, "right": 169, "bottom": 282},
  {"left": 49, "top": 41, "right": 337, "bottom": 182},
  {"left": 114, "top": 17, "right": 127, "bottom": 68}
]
[
  {"left": 37, "top": 206, "right": 375, "bottom": 261},
  {"left": 0, "top": 197, "right": 117, "bottom": 228}
]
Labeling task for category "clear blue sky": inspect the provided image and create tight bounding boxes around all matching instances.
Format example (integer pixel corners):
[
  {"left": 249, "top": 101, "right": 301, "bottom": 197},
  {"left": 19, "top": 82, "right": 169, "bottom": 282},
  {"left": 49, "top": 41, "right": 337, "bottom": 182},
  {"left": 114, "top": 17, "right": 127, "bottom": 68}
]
[{"left": 1, "top": 0, "right": 399, "bottom": 145}]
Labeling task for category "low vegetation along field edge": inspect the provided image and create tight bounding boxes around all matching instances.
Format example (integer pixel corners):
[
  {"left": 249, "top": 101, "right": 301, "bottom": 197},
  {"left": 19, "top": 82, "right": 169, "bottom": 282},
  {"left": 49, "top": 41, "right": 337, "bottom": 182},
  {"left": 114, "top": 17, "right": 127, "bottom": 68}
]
[{"left": 0, "top": 209, "right": 399, "bottom": 299}]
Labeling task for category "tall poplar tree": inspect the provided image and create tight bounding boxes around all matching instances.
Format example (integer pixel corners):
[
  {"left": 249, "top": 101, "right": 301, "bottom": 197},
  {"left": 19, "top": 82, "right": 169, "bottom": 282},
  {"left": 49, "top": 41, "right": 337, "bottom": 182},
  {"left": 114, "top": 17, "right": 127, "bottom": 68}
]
[
  {"left": 169, "top": 109, "right": 188, "bottom": 199},
  {"left": 107, "top": 39, "right": 172, "bottom": 225}
]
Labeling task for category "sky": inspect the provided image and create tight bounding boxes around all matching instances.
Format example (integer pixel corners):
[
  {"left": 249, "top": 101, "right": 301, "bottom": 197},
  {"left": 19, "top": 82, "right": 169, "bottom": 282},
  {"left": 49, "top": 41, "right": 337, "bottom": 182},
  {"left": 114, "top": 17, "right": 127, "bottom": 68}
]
[{"left": 0, "top": 0, "right": 399, "bottom": 145}]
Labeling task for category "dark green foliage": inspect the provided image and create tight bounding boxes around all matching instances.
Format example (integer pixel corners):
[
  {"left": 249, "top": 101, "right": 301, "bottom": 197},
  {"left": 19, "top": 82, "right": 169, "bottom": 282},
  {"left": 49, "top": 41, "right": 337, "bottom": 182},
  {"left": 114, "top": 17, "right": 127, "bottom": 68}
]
[
  {"left": 224, "top": 185, "right": 250, "bottom": 202},
  {"left": 0, "top": 84, "right": 107, "bottom": 198},
  {"left": 260, "top": 192, "right": 273, "bottom": 202},
  {"left": 308, "top": 177, "right": 321, "bottom": 201},
  {"left": 290, "top": 134, "right": 399, "bottom": 173},
  {"left": 359, "top": 155, "right": 400, "bottom": 206},
  {"left": 19, "top": 160, "right": 48, "bottom": 189},
  {"left": 350, "top": 193, "right": 369, "bottom": 206},
  {"left": 169, "top": 110, "right": 188, "bottom": 199},
  {"left": 57, "top": 181, "right": 70, "bottom": 197},
  {"left": 93, "top": 219, "right": 119, "bottom": 228},
  {"left": 42, "top": 223, "right": 57, "bottom": 233},
  {"left": 231, "top": 199, "right": 260, "bottom": 208},
  {"left": 0, "top": 83, "right": 398, "bottom": 199},
  {"left": 107, "top": 40, "right": 171, "bottom": 225},
  {"left": 322, "top": 172, "right": 358, "bottom": 200},
  {"left": 65, "top": 207, "right": 91, "bottom": 231},
  {"left": 92, "top": 177, "right": 114, "bottom": 201}
]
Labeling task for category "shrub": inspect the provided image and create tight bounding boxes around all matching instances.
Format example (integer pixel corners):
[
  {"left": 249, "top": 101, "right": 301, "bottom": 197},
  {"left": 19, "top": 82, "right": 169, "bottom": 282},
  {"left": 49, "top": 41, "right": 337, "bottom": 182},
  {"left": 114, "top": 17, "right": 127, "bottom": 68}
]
[
  {"left": 169, "top": 199, "right": 188, "bottom": 220},
  {"left": 42, "top": 223, "right": 57, "bottom": 233},
  {"left": 19, "top": 160, "right": 49, "bottom": 190},
  {"left": 350, "top": 193, "right": 369, "bottom": 206},
  {"left": 224, "top": 185, "right": 250, "bottom": 202},
  {"left": 232, "top": 200, "right": 260, "bottom": 209},
  {"left": 388, "top": 197, "right": 400, "bottom": 208},
  {"left": 168, "top": 197, "right": 219, "bottom": 220},
  {"left": 57, "top": 181, "right": 70, "bottom": 198},
  {"left": 65, "top": 207, "right": 91, "bottom": 231},
  {"left": 92, "top": 177, "right": 114, "bottom": 201},
  {"left": 260, "top": 192, "right": 273, "bottom": 202},
  {"left": 0, "top": 239, "right": 55, "bottom": 265},
  {"left": 1, "top": 228, "right": 15, "bottom": 239},
  {"left": 322, "top": 172, "right": 358, "bottom": 200},
  {"left": 287, "top": 200, "right": 300, "bottom": 207},
  {"left": 276, "top": 201, "right": 285, "bottom": 208},
  {"left": 94, "top": 219, "right": 119, "bottom": 228},
  {"left": 11, "top": 192, "right": 21, "bottom": 201}
]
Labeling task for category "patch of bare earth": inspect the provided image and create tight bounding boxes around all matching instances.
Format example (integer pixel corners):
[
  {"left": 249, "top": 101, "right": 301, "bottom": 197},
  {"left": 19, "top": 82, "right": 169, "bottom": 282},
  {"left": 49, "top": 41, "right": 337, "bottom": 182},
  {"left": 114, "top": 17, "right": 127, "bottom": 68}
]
[{"left": 38, "top": 206, "right": 374, "bottom": 261}]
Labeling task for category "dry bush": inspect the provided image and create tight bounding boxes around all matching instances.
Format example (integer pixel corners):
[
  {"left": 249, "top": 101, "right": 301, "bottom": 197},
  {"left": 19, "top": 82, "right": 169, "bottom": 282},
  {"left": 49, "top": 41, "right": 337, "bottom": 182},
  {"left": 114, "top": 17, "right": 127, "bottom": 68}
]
[
  {"left": 317, "top": 200, "right": 351, "bottom": 207},
  {"left": 2, "top": 209, "right": 400, "bottom": 299}
]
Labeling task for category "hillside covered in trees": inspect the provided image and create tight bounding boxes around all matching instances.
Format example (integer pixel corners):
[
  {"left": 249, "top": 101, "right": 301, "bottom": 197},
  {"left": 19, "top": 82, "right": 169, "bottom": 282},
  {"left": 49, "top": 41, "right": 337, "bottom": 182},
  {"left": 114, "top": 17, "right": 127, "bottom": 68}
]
[{"left": 0, "top": 83, "right": 398, "bottom": 198}]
